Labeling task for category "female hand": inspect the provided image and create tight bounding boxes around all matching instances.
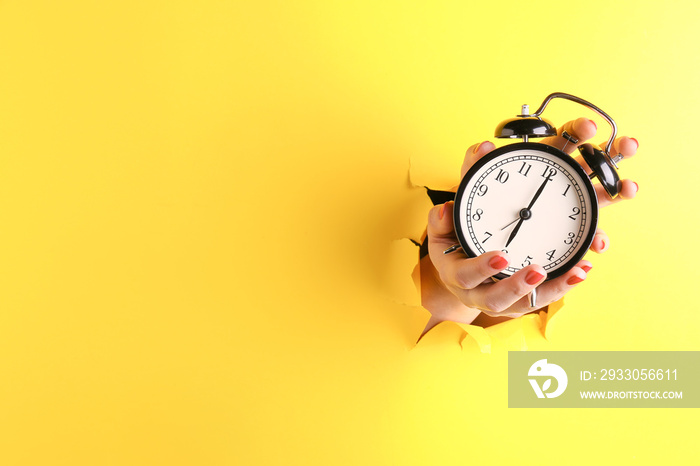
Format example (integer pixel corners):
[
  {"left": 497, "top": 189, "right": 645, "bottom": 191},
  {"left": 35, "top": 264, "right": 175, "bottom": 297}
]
[{"left": 420, "top": 118, "right": 639, "bottom": 332}]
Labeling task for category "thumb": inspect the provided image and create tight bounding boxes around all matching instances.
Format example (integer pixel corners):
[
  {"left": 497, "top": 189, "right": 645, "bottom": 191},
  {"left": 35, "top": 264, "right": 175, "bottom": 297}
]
[{"left": 427, "top": 201, "right": 458, "bottom": 246}]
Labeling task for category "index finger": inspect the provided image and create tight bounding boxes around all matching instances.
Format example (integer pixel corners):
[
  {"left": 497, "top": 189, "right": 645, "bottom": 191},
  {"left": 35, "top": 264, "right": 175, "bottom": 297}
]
[
  {"left": 461, "top": 141, "right": 496, "bottom": 179},
  {"left": 539, "top": 117, "right": 598, "bottom": 154},
  {"left": 426, "top": 202, "right": 510, "bottom": 290}
]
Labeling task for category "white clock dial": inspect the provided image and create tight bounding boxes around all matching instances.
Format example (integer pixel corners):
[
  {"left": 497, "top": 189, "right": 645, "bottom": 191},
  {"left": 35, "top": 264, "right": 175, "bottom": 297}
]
[{"left": 454, "top": 144, "right": 598, "bottom": 280}]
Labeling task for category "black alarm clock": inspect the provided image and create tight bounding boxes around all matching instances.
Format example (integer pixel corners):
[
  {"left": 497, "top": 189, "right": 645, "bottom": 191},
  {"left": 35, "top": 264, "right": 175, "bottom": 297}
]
[{"left": 446, "top": 93, "right": 626, "bottom": 307}]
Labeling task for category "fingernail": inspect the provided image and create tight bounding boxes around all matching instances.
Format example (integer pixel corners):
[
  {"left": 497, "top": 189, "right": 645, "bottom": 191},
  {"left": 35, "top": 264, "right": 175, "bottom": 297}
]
[
  {"left": 525, "top": 270, "right": 545, "bottom": 285},
  {"left": 600, "top": 238, "right": 607, "bottom": 251},
  {"left": 439, "top": 203, "right": 448, "bottom": 220},
  {"left": 633, "top": 181, "right": 639, "bottom": 193},
  {"left": 630, "top": 137, "right": 639, "bottom": 149},
  {"left": 581, "top": 264, "right": 592, "bottom": 273},
  {"left": 589, "top": 119, "right": 597, "bottom": 130},
  {"left": 489, "top": 255, "right": 508, "bottom": 270},
  {"left": 567, "top": 275, "right": 585, "bottom": 285},
  {"left": 473, "top": 142, "right": 484, "bottom": 154}
]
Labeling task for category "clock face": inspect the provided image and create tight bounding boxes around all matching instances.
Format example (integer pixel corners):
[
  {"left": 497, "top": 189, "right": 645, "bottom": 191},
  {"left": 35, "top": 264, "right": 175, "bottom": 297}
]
[{"left": 454, "top": 143, "right": 598, "bottom": 280}]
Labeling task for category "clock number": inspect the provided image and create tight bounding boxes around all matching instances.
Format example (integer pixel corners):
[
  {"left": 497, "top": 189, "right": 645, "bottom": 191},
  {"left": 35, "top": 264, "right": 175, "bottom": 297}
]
[
  {"left": 501, "top": 249, "right": 508, "bottom": 254},
  {"left": 521, "top": 255, "right": 533, "bottom": 268},
  {"left": 477, "top": 185, "right": 488, "bottom": 197},
  {"left": 471, "top": 208, "right": 484, "bottom": 221},
  {"left": 564, "top": 232, "right": 575, "bottom": 245},
  {"left": 495, "top": 169, "right": 509, "bottom": 184},
  {"left": 482, "top": 231, "right": 493, "bottom": 243},
  {"left": 569, "top": 207, "right": 581, "bottom": 220},
  {"left": 541, "top": 166, "right": 557, "bottom": 180},
  {"left": 518, "top": 162, "right": 532, "bottom": 177},
  {"left": 546, "top": 249, "right": 556, "bottom": 261},
  {"left": 562, "top": 184, "right": 571, "bottom": 197}
]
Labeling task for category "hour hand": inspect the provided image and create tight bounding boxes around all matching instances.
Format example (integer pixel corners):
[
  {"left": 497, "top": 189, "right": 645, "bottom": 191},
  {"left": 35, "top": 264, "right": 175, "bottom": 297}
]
[{"left": 504, "top": 218, "right": 524, "bottom": 248}]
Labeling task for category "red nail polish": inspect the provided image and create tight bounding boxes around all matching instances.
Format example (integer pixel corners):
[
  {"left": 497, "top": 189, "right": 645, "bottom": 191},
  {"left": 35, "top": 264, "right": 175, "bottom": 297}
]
[
  {"left": 581, "top": 265, "right": 592, "bottom": 273},
  {"left": 489, "top": 256, "right": 508, "bottom": 270},
  {"left": 589, "top": 119, "right": 597, "bottom": 130},
  {"left": 439, "top": 203, "right": 448, "bottom": 220},
  {"left": 567, "top": 275, "right": 585, "bottom": 285},
  {"left": 633, "top": 182, "right": 639, "bottom": 192},
  {"left": 525, "top": 271, "right": 545, "bottom": 285},
  {"left": 630, "top": 137, "right": 639, "bottom": 149}
]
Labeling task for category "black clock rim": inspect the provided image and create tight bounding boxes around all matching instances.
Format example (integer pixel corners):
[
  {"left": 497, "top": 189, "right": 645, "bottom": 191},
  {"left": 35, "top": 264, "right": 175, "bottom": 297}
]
[{"left": 453, "top": 142, "right": 599, "bottom": 282}]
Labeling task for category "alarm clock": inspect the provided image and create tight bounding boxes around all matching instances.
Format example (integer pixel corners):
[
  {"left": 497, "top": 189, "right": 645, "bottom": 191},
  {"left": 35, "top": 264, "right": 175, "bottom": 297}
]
[{"left": 447, "top": 93, "right": 626, "bottom": 306}]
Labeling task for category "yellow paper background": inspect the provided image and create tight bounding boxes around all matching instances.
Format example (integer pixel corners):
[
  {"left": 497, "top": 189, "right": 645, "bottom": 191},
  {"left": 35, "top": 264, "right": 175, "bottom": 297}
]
[{"left": 0, "top": 1, "right": 698, "bottom": 464}]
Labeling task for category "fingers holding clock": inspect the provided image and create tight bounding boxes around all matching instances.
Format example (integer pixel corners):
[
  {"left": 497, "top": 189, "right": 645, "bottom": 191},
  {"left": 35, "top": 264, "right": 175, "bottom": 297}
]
[
  {"left": 569, "top": 135, "right": 638, "bottom": 176},
  {"left": 540, "top": 117, "right": 598, "bottom": 154},
  {"left": 507, "top": 261, "right": 592, "bottom": 314},
  {"left": 541, "top": 261, "right": 590, "bottom": 297},
  {"left": 426, "top": 199, "right": 593, "bottom": 318},
  {"left": 428, "top": 129, "right": 638, "bottom": 321},
  {"left": 462, "top": 265, "right": 547, "bottom": 318},
  {"left": 579, "top": 135, "right": 639, "bottom": 206},
  {"left": 590, "top": 228, "right": 609, "bottom": 254},
  {"left": 595, "top": 178, "right": 639, "bottom": 208},
  {"left": 426, "top": 201, "right": 547, "bottom": 319},
  {"left": 461, "top": 141, "right": 496, "bottom": 178},
  {"left": 426, "top": 201, "right": 457, "bottom": 248},
  {"left": 440, "top": 250, "right": 512, "bottom": 292},
  {"left": 470, "top": 260, "right": 593, "bottom": 318},
  {"left": 595, "top": 136, "right": 639, "bottom": 163},
  {"left": 427, "top": 202, "right": 510, "bottom": 290},
  {"left": 578, "top": 135, "right": 638, "bottom": 171}
]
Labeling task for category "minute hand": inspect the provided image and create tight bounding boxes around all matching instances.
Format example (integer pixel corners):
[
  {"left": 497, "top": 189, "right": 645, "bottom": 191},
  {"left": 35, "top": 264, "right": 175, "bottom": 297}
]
[
  {"left": 526, "top": 174, "right": 552, "bottom": 210},
  {"left": 504, "top": 175, "right": 552, "bottom": 248}
]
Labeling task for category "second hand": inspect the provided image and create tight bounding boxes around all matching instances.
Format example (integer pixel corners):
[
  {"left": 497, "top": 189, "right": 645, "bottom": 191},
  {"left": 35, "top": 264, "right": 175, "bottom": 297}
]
[{"left": 500, "top": 217, "right": 520, "bottom": 231}]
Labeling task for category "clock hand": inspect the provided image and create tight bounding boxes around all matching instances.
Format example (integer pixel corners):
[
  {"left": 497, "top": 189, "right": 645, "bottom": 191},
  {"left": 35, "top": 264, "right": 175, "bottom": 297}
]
[
  {"left": 500, "top": 217, "right": 521, "bottom": 231},
  {"left": 526, "top": 173, "right": 553, "bottom": 210},
  {"left": 504, "top": 216, "right": 524, "bottom": 248},
  {"left": 504, "top": 175, "right": 553, "bottom": 248}
]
